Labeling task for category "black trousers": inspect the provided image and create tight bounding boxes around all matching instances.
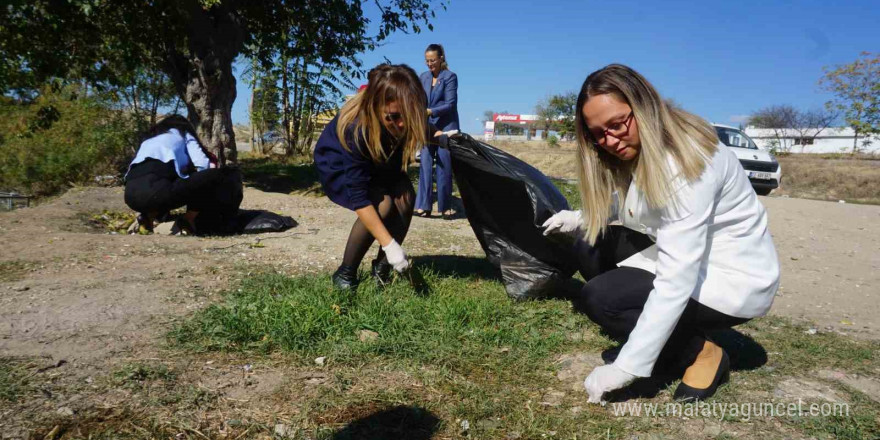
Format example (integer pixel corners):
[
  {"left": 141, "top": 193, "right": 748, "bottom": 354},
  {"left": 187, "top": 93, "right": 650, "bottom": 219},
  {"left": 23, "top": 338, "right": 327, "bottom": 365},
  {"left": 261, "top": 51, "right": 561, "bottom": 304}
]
[
  {"left": 125, "top": 159, "right": 242, "bottom": 222},
  {"left": 572, "top": 226, "right": 750, "bottom": 373}
]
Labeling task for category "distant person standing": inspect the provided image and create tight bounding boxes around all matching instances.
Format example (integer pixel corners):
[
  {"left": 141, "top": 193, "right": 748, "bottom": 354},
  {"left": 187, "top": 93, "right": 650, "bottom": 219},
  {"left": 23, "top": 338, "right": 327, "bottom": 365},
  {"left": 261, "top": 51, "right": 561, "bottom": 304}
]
[{"left": 415, "top": 44, "right": 460, "bottom": 220}]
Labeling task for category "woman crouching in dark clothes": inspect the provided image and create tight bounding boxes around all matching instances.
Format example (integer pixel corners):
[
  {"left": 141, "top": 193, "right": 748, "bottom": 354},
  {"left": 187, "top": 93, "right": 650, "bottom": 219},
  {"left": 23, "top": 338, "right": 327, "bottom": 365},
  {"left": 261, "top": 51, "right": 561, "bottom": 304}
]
[{"left": 124, "top": 115, "right": 242, "bottom": 235}]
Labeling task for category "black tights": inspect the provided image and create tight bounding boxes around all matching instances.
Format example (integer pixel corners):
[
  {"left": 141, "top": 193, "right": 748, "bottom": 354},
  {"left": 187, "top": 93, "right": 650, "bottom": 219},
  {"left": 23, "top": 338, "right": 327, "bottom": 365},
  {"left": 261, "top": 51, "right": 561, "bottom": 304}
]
[
  {"left": 572, "top": 226, "right": 749, "bottom": 373},
  {"left": 342, "top": 178, "right": 415, "bottom": 267}
]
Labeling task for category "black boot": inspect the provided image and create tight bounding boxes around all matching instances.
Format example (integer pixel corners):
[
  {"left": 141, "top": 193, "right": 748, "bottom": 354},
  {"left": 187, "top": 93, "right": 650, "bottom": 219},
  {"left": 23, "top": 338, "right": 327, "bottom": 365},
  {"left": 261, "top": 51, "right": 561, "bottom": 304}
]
[
  {"left": 332, "top": 264, "right": 359, "bottom": 291},
  {"left": 371, "top": 258, "right": 393, "bottom": 288}
]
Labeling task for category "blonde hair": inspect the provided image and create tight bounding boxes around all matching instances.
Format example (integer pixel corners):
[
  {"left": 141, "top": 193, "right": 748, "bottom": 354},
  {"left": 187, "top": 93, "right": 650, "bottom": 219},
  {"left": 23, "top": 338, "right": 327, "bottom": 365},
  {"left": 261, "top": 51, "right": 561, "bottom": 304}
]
[
  {"left": 574, "top": 64, "right": 718, "bottom": 245},
  {"left": 336, "top": 64, "right": 428, "bottom": 171}
]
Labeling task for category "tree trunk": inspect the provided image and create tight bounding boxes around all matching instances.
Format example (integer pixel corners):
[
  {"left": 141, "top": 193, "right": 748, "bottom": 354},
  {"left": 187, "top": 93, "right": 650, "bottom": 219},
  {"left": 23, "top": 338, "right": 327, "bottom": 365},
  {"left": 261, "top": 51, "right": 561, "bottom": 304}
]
[
  {"left": 249, "top": 58, "right": 256, "bottom": 155},
  {"left": 164, "top": 3, "right": 244, "bottom": 165},
  {"left": 853, "top": 126, "right": 860, "bottom": 154},
  {"left": 281, "top": 52, "right": 292, "bottom": 156}
]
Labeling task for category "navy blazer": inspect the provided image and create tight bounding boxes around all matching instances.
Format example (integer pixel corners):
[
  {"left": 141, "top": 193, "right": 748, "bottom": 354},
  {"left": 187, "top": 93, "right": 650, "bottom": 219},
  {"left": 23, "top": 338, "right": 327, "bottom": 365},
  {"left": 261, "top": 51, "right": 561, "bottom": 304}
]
[
  {"left": 314, "top": 115, "right": 445, "bottom": 211},
  {"left": 420, "top": 69, "right": 460, "bottom": 132}
]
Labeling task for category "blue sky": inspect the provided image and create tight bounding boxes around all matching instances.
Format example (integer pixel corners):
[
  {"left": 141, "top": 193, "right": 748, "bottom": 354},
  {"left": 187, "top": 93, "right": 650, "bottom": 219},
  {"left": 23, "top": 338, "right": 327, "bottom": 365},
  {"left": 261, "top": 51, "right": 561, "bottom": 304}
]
[{"left": 230, "top": 0, "right": 880, "bottom": 135}]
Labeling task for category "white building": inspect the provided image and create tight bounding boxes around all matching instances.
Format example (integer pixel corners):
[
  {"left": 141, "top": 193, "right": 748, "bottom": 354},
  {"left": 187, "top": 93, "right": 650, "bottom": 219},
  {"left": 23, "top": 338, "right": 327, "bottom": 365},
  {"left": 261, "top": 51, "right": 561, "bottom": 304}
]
[{"left": 744, "top": 126, "right": 880, "bottom": 154}]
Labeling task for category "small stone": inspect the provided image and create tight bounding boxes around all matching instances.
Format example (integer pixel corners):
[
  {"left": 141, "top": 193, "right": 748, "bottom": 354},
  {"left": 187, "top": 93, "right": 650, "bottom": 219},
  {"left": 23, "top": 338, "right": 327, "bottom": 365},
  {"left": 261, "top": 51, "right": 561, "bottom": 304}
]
[
  {"left": 274, "top": 424, "right": 291, "bottom": 438},
  {"left": 56, "top": 407, "right": 74, "bottom": 416},
  {"left": 838, "top": 200, "right": 846, "bottom": 204},
  {"left": 315, "top": 356, "right": 326, "bottom": 366},
  {"left": 540, "top": 390, "right": 566, "bottom": 407},
  {"left": 805, "top": 327, "right": 818, "bottom": 335},
  {"left": 358, "top": 330, "right": 379, "bottom": 342}
]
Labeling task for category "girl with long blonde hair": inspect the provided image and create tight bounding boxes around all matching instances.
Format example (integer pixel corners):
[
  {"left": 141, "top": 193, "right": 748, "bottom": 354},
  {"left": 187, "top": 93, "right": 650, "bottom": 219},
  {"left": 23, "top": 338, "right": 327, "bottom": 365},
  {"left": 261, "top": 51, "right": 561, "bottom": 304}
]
[
  {"left": 544, "top": 64, "right": 779, "bottom": 402},
  {"left": 314, "top": 63, "right": 442, "bottom": 290}
]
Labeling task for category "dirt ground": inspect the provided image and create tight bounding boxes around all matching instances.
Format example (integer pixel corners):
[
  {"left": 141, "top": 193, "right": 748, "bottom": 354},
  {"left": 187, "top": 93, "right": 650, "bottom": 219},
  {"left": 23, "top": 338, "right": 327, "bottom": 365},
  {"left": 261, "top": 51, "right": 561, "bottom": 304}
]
[
  {"left": 0, "top": 168, "right": 877, "bottom": 436},
  {"left": 1, "top": 182, "right": 876, "bottom": 364}
]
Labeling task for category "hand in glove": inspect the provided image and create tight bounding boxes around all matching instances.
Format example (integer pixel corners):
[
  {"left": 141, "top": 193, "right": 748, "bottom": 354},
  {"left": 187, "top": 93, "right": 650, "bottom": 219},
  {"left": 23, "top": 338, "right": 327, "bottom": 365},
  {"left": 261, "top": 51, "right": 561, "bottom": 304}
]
[
  {"left": 541, "top": 210, "right": 583, "bottom": 236},
  {"left": 584, "top": 364, "right": 637, "bottom": 404},
  {"left": 382, "top": 239, "right": 410, "bottom": 273}
]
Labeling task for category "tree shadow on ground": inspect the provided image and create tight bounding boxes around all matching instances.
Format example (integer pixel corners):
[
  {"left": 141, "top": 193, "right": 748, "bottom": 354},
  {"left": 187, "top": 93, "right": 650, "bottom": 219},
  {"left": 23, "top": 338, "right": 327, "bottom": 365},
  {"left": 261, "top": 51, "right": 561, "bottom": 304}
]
[
  {"left": 604, "top": 328, "right": 768, "bottom": 402},
  {"left": 330, "top": 405, "right": 441, "bottom": 440},
  {"left": 411, "top": 255, "right": 499, "bottom": 281},
  {"left": 239, "top": 157, "right": 324, "bottom": 195}
]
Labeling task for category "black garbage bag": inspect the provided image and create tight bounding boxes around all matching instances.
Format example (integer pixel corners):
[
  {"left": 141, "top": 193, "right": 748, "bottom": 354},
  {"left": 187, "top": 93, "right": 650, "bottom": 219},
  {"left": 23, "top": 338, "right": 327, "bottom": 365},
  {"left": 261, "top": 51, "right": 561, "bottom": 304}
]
[
  {"left": 236, "top": 209, "right": 298, "bottom": 234},
  {"left": 447, "top": 134, "right": 580, "bottom": 299},
  {"left": 188, "top": 167, "right": 297, "bottom": 235}
]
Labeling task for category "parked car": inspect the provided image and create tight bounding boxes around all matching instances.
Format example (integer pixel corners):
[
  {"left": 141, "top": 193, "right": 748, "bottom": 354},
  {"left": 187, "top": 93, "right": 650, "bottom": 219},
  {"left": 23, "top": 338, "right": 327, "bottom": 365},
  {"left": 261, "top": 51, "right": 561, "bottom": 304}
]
[{"left": 713, "top": 124, "right": 781, "bottom": 196}]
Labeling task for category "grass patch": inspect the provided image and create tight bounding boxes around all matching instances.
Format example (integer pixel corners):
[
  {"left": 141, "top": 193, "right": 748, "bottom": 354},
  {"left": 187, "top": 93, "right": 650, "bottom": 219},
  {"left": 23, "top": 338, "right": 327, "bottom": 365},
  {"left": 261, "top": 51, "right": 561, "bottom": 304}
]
[
  {"left": 112, "top": 362, "right": 176, "bottom": 389},
  {"left": 239, "top": 156, "right": 324, "bottom": 196},
  {"left": 0, "top": 260, "right": 34, "bottom": 282},
  {"left": 0, "top": 357, "right": 31, "bottom": 402},
  {"left": 171, "top": 269, "right": 605, "bottom": 373},
  {"left": 167, "top": 268, "right": 880, "bottom": 438},
  {"left": 776, "top": 155, "right": 880, "bottom": 204},
  {"left": 740, "top": 316, "right": 877, "bottom": 375},
  {"left": 551, "top": 178, "right": 581, "bottom": 210}
]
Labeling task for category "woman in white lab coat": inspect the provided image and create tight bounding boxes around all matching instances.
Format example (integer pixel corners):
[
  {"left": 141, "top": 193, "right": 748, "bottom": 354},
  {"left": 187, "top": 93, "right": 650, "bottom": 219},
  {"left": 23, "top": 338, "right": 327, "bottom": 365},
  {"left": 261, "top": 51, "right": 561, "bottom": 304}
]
[{"left": 543, "top": 64, "right": 780, "bottom": 402}]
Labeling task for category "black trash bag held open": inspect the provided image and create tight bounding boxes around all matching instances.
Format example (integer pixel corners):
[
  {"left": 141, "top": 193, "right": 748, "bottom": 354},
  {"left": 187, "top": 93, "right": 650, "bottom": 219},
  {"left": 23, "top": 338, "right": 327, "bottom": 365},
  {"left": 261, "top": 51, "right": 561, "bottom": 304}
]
[{"left": 447, "top": 134, "right": 579, "bottom": 299}]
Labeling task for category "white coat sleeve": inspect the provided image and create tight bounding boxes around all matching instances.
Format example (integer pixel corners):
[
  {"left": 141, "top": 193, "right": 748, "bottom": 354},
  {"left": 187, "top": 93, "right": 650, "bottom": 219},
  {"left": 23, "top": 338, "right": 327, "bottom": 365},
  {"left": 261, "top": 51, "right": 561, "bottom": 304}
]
[
  {"left": 185, "top": 132, "right": 212, "bottom": 172},
  {"left": 612, "top": 171, "right": 716, "bottom": 377}
]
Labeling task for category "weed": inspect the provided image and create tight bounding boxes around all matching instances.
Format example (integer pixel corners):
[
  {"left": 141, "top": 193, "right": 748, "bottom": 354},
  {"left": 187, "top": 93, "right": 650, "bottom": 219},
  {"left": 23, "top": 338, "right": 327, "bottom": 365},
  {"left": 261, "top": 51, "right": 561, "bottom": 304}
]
[
  {"left": 0, "top": 260, "right": 34, "bottom": 282},
  {"left": 112, "top": 362, "right": 175, "bottom": 389},
  {"left": 0, "top": 357, "right": 30, "bottom": 402}
]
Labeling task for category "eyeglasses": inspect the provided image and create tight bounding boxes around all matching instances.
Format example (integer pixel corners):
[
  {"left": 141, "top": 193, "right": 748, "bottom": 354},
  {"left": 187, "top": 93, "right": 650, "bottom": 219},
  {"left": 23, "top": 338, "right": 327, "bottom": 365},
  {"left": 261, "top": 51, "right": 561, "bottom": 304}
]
[
  {"left": 425, "top": 59, "right": 441, "bottom": 65},
  {"left": 588, "top": 111, "right": 634, "bottom": 145},
  {"left": 384, "top": 112, "right": 403, "bottom": 122}
]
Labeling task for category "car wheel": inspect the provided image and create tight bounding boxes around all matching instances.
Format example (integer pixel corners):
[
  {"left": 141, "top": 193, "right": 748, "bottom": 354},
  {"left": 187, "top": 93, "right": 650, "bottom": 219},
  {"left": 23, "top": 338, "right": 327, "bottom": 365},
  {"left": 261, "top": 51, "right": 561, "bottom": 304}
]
[{"left": 754, "top": 187, "right": 772, "bottom": 196}]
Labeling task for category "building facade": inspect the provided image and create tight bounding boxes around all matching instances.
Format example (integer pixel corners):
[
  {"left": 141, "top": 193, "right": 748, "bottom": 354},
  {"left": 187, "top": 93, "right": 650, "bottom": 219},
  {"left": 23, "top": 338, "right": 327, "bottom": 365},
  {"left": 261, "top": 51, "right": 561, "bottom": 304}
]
[{"left": 744, "top": 127, "right": 880, "bottom": 154}]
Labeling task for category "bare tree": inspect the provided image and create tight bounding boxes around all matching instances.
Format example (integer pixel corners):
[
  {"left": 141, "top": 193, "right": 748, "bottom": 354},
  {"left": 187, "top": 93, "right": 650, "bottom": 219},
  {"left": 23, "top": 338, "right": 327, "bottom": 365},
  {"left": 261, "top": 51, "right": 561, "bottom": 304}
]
[
  {"left": 790, "top": 108, "right": 839, "bottom": 152},
  {"left": 748, "top": 105, "right": 798, "bottom": 153}
]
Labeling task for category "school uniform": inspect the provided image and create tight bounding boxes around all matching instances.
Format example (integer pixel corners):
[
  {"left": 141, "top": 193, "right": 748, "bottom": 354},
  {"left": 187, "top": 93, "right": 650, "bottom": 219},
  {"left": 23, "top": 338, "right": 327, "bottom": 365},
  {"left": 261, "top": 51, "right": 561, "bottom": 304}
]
[
  {"left": 124, "top": 129, "right": 241, "bottom": 225},
  {"left": 573, "top": 144, "right": 780, "bottom": 377},
  {"left": 314, "top": 116, "right": 412, "bottom": 211},
  {"left": 415, "top": 69, "right": 459, "bottom": 213}
]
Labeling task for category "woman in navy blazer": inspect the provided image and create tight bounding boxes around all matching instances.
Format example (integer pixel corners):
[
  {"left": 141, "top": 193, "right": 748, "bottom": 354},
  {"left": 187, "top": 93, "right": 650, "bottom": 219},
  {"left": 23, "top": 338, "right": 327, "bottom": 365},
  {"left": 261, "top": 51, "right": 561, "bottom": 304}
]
[
  {"left": 314, "top": 64, "right": 444, "bottom": 291},
  {"left": 415, "top": 44, "right": 460, "bottom": 219}
]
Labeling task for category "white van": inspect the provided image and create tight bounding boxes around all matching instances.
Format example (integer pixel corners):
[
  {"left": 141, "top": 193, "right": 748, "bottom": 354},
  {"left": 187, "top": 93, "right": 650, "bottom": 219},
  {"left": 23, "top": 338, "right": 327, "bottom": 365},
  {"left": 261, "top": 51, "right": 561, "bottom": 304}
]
[{"left": 713, "top": 124, "right": 782, "bottom": 196}]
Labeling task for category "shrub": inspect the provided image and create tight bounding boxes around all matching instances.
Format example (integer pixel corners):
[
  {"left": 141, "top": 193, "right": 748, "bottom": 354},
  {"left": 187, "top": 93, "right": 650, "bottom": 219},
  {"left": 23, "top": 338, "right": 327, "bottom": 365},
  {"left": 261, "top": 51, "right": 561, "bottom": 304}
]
[
  {"left": 0, "top": 86, "right": 141, "bottom": 197},
  {"left": 547, "top": 134, "right": 559, "bottom": 148}
]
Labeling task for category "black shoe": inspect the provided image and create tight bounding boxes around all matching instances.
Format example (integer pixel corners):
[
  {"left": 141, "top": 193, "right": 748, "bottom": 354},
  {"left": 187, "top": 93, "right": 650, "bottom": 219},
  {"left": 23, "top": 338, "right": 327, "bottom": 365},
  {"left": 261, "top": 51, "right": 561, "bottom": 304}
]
[
  {"left": 371, "top": 258, "right": 393, "bottom": 288},
  {"left": 673, "top": 348, "right": 730, "bottom": 402},
  {"left": 332, "top": 264, "right": 359, "bottom": 291},
  {"left": 601, "top": 345, "right": 622, "bottom": 365}
]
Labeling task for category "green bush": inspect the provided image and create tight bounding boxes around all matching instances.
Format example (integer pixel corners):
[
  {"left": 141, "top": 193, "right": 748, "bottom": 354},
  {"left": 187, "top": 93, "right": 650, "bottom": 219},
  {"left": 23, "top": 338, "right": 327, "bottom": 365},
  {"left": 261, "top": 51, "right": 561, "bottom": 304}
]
[
  {"left": 0, "top": 86, "right": 140, "bottom": 196},
  {"left": 546, "top": 134, "right": 559, "bottom": 148}
]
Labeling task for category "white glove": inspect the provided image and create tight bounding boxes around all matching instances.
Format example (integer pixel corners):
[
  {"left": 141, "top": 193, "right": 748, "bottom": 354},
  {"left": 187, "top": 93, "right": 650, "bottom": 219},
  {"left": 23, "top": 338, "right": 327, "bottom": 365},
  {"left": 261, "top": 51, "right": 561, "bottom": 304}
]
[
  {"left": 584, "top": 364, "right": 637, "bottom": 404},
  {"left": 541, "top": 210, "right": 583, "bottom": 236},
  {"left": 381, "top": 239, "right": 410, "bottom": 273}
]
